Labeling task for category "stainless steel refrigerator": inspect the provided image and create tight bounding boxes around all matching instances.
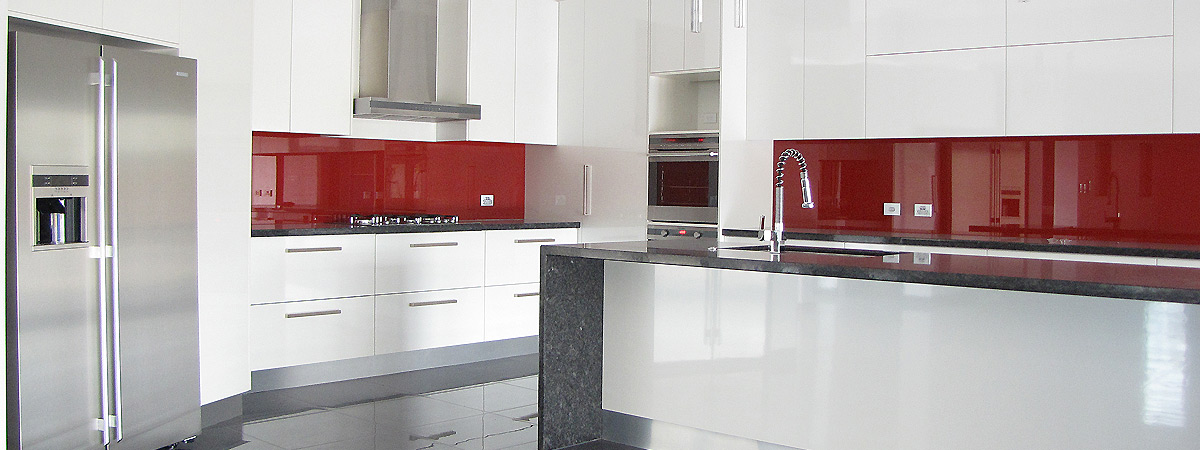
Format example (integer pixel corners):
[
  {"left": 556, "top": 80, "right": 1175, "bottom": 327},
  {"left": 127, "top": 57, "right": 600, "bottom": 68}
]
[{"left": 6, "top": 30, "right": 200, "bottom": 450}]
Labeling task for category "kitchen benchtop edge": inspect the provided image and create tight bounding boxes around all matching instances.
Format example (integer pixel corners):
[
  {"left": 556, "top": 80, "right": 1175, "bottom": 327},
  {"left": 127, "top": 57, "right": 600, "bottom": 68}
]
[
  {"left": 543, "top": 241, "right": 1200, "bottom": 305},
  {"left": 251, "top": 221, "right": 581, "bottom": 237}
]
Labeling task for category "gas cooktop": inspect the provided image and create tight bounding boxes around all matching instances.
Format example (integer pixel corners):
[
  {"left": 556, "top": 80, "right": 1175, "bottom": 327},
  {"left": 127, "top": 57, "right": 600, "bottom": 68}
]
[{"left": 344, "top": 214, "right": 460, "bottom": 226}]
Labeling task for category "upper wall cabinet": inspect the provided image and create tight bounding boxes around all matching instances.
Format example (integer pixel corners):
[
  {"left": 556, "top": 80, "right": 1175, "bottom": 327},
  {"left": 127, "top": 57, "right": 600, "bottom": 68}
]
[
  {"left": 251, "top": 0, "right": 354, "bottom": 135},
  {"left": 866, "top": 47, "right": 1006, "bottom": 138},
  {"left": 865, "top": 0, "right": 1004, "bottom": 55},
  {"left": 803, "top": 0, "right": 866, "bottom": 139},
  {"left": 467, "top": 0, "right": 559, "bottom": 145},
  {"left": 746, "top": 0, "right": 804, "bottom": 140},
  {"left": 650, "top": 0, "right": 721, "bottom": 73},
  {"left": 10, "top": 0, "right": 181, "bottom": 44},
  {"left": 1007, "top": 0, "right": 1172, "bottom": 45},
  {"left": 1176, "top": 0, "right": 1200, "bottom": 133}
]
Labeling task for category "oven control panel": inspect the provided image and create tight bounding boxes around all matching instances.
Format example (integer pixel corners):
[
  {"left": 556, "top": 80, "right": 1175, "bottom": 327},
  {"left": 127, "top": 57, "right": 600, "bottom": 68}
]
[{"left": 647, "top": 224, "right": 717, "bottom": 241}]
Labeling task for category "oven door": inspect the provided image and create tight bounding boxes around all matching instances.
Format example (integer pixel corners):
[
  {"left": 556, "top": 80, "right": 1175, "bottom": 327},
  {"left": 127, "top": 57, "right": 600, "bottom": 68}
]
[{"left": 648, "top": 152, "right": 719, "bottom": 224}]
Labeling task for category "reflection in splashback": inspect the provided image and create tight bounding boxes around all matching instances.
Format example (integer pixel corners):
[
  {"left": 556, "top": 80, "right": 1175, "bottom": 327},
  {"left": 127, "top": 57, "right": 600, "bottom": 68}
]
[
  {"left": 252, "top": 132, "right": 525, "bottom": 226},
  {"left": 776, "top": 134, "right": 1200, "bottom": 246}
]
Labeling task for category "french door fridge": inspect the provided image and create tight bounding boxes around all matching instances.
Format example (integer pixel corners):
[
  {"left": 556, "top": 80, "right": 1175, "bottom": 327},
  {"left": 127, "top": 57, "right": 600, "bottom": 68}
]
[{"left": 6, "top": 30, "right": 201, "bottom": 450}]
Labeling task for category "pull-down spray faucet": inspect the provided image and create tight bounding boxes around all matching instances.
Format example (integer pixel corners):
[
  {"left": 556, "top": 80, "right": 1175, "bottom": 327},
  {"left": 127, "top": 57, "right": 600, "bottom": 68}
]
[{"left": 764, "top": 149, "right": 815, "bottom": 253}]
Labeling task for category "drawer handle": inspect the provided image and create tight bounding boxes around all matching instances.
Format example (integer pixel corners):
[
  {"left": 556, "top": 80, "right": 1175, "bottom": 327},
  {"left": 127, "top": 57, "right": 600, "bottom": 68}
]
[
  {"left": 286, "top": 246, "right": 342, "bottom": 253},
  {"left": 285, "top": 309, "right": 342, "bottom": 319},
  {"left": 410, "top": 242, "right": 458, "bottom": 248},
  {"left": 409, "top": 299, "right": 458, "bottom": 307},
  {"left": 514, "top": 238, "right": 556, "bottom": 244},
  {"left": 513, "top": 292, "right": 539, "bottom": 298}
]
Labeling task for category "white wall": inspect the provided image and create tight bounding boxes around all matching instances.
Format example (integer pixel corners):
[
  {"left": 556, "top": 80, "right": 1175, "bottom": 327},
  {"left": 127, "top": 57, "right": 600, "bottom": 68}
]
[{"left": 177, "top": 0, "right": 253, "bottom": 404}]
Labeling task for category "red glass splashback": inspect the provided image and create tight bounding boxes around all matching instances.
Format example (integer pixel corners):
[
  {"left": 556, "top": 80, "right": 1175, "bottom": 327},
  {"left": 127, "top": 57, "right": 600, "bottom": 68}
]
[
  {"left": 775, "top": 134, "right": 1200, "bottom": 246},
  {"left": 252, "top": 132, "right": 525, "bottom": 226}
]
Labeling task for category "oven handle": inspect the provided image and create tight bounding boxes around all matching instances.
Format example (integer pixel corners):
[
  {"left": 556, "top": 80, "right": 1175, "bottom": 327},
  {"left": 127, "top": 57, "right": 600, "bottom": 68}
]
[{"left": 649, "top": 152, "right": 718, "bottom": 163}]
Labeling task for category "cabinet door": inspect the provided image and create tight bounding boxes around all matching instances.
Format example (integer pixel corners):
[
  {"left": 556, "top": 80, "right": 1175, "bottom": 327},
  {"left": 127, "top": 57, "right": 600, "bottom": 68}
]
[
  {"left": 249, "top": 236, "right": 286, "bottom": 305},
  {"left": 8, "top": 0, "right": 103, "bottom": 30},
  {"left": 803, "top": 0, "right": 866, "bottom": 139},
  {"left": 1178, "top": 0, "right": 1200, "bottom": 133},
  {"left": 866, "top": 47, "right": 1006, "bottom": 138},
  {"left": 248, "top": 296, "right": 375, "bottom": 370},
  {"left": 484, "top": 228, "right": 578, "bottom": 286},
  {"left": 102, "top": 0, "right": 181, "bottom": 43},
  {"left": 683, "top": 0, "right": 721, "bottom": 71},
  {"left": 467, "top": 0, "right": 517, "bottom": 142},
  {"left": 1007, "top": 0, "right": 1172, "bottom": 46},
  {"left": 1007, "top": 38, "right": 1173, "bottom": 136},
  {"left": 650, "top": 0, "right": 720, "bottom": 73},
  {"left": 376, "top": 231, "right": 486, "bottom": 294},
  {"left": 280, "top": 234, "right": 376, "bottom": 302},
  {"left": 375, "top": 288, "right": 486, "bottom": 353},
  {"left": 251, "top": 0, "right": 293, "bottom": 132},
  {"left": 290, "top": 0, "right": 354, "bottom": 135},
  {"left": 514, "top": 0, "right": 559, "bottom": 145},
  {"left": 746, "top": 0, "right": 804, "bottom": 140},
  {"left": 485, "top": 283, "right": 541, "bottom": 341},
  {"left": 866, "top": 0, "right": 1004, "bottom": 55}
]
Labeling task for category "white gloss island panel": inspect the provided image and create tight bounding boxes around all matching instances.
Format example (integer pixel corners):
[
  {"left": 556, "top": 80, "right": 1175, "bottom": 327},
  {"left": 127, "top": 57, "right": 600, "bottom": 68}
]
[
  {"left": 1177, "top": 0, "right": 1200, "bottom": 132},
  {"left": 1006, "top": 0, "right": 1173, "bottom": 45},
  {"left": 803, "top": 0, "right": 866, "bottom": 139},
  {"left": 865, "top": 0, "right": 1005, "bottom": 55},
  {"left": 603, "top": 261, "right": 1200, "bottom": 450},
  {"left": 866, "top": 47, "right": 1006, "bottom": 138},
  {"left": 1006, "top": 37, "right": 1173, "bottom": 136}
]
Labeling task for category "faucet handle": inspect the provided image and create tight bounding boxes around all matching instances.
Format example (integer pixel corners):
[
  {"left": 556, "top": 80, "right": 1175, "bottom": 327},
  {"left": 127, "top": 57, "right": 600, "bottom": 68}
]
[{"left": 757, "top": 215, "right": 767, "bottom": 241}]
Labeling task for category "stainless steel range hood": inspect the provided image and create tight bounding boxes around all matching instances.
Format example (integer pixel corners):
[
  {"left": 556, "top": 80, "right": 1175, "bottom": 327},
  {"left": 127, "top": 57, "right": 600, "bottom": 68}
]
[{"left": 355, "top": 0, "right": 480, "bottom": 122}]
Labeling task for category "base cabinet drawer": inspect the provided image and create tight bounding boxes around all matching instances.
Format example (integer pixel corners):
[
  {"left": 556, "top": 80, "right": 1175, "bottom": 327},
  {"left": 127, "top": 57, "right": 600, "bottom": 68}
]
[
  {"left": 375, "top": 288, "right": 485, "bottom": 353},
  {"left": 376, "top": 231, "right": 485, "bottom": 294},
  {"left": 248, "top": 296, "right": 375, "bottom": 371},
  {"left": 485, "top": 228, "right": 578, "bottom": 285},
  {"left": 485, "top": 283, "right": 540, "bottom": 341}
]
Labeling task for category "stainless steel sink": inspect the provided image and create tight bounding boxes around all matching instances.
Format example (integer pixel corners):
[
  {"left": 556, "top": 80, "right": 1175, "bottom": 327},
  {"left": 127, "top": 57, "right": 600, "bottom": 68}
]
[{"left": 725, "top": 245, "right": 903, "bottom": 257}]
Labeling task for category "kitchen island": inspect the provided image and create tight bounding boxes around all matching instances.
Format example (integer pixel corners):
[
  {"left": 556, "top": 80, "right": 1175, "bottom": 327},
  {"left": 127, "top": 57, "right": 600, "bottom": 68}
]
[{"left": 539, "top": 241, "right": 1200, "bottom": 450}]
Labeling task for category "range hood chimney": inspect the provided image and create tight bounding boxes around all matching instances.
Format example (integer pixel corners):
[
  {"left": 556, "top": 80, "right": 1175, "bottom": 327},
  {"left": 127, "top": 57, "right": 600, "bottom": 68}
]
[{"left": 355, "top": 0, "right": 481, "bottom": 122}]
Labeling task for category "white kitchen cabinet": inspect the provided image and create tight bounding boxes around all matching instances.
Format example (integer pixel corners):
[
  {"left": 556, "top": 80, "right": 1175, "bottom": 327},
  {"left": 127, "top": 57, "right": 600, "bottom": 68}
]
[
  {"left": 803, "top": 0, "right": 866, "bottom": 139},
  {"left": 484, "top": 228, "right": 579, "bottom": 286},
  {"left": 289, "top": 0, "right": 354, "bottom": 135},
  {"left": 9, "top": 0, "right": 103, "bottom": 30},
  {"left": 1007, "top": 0, "right": 1172, "bottom": 46},
  {"left": 251, "top": 0, "right": 293, "bottom": 133},
  {"left": 581, "top": 0, "right": 650, "bottom": 150},
  {"left": 375, "top": 231, "right": 485, "bottom": 294},
  {"left": 745, "top": 0, "right": 804, "bottom": 141},
  {"left": 1006, "top": 38, "right": 1173, "bottom": 136},
  {"left": 866, "top": 47, "right": 1006, "bottom": 138},
  {"left": 514, "top": 0, "right": 559, "bottom": 145},
  {"left": 249, "top": 234, "right": 376, "bottom": 304},
  {"left": 9, "top": 0, "right": 180, "bottom": 44},
  {"left": 1177, "top": 0, "right": 1200, "bottom": 133},
  {"left": 865, "top": 0, "right": 1004, "bottom": 55},
  {"left": 484, "top": 283, "right": 541, "bottom": 341},
  {"left": 650, "top": 0, "right": 721, "bottom": 73},
  {"left": 467, "top": 0, "right": 517, "bottom": 143},
  {"left": 248, "top": 295, "right": 375, "bottom": 370},
  {"left": 375, "top": 288, "right": 486, "bottom": 353}
]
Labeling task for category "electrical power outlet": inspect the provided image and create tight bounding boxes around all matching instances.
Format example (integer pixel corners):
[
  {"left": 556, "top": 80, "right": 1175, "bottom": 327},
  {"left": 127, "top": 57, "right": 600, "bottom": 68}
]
[
  {"left": 481, "top": 194, "right": 494, "bottom": 207},
  {"left": 914, "top": 203, "right": 933, "bottom": 217},
  {"left": 913, "top": 252, "right": 932, "bottom": 265},
  {"left": 883, "top": 203, "right": 901, "bottom": 216}
]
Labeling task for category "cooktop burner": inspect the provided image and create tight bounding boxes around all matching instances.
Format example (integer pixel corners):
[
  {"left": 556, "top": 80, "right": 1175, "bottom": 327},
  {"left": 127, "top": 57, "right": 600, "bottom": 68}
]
[{"left": 345, "top": 214, "right": 460, "bottom": 226}]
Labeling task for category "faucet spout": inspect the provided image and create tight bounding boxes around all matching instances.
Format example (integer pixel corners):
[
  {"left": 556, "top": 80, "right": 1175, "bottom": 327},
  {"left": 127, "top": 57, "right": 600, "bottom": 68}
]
[{"left": 771, "top": 149, "right": 815, "bottom": 254}]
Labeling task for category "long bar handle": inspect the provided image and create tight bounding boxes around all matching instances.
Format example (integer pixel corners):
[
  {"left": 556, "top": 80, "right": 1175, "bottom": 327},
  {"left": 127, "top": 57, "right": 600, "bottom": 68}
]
[
  {"left": 108, "top": 56, "right": 125, "bottom": 441},
  {"left": 514, "top": 238, "right": 555, "bottom": 244},
  {"left": 285, "top": 310, "right": 342, "bottom": 319},
  {"left": 648, "top": 151, "right": 719, "bottom": 158},
  {"left": 410, "top": 242, "right": 458, "bottom": 248},
  {"left": 409, "top": 299, "right": 458, "bottom": 307},
  {"left": 583, "top": 165, "right": 593, "bottom": 216},
  {"left": 93, "top": 57, "right": 113, "bottom": 446},
  {"left": 735, "top": 0, "right": 745, "bottom": 28},
  {"left": 513, "top": 292, "right": 539, "bottom": 298},
  {"left": 691, "top": 0, "right": 703, "bottom": 33},
  {"left": 285, "top": 246, "right": 342, "bottom": 253}
]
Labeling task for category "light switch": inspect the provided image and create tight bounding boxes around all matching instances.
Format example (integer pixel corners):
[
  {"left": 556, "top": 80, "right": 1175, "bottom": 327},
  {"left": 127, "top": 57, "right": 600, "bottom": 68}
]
[
  {"left": 884, "top": 203, "right": 901, "bottom": 216},
  {"left": 914, "top": 203, "right": 933, "bottom": 217}
]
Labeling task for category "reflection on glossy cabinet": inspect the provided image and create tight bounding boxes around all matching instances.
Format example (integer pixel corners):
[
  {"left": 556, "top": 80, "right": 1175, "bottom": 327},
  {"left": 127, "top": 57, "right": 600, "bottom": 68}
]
[
  {"left": 650, "top": 0, "right": 721, "bottom": 73},
  {"left": 248, "top": 295, "right": 375, "bottom": 370},
  {"left": 866, "top": 47, "right": 1006, "bottom": 138},
  {"left": 1007, "top": 0, "right": 1172, "bottom": 46},
  {"left": 484, "top": 283, "right": 541, "bottom": 341},
  {"left": 375, "top": 288, "right": 486, "bottom": 353},
  {"left": 866, "top": 0, "right": 1004, "bottom": 54}
]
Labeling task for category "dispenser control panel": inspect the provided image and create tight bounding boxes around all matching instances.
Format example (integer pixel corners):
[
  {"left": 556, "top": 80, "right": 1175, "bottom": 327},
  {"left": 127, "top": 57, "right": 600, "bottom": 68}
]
[{"left": 31, "top": 165, "right": 90, "bottom": 249}]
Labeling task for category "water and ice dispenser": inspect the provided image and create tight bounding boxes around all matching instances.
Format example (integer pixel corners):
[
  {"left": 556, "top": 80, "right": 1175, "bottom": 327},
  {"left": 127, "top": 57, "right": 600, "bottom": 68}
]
[{"left": 31, "top": 168, "right": 89, "bottom": 247}]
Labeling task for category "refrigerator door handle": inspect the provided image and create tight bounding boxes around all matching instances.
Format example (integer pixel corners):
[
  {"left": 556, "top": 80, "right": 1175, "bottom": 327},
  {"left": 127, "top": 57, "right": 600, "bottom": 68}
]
[
  {"left": 94, "top": 56, "right": 114, "bottom": 446},
  {"left": 107, "top": 56, "right": 125, "bottom": 442}
]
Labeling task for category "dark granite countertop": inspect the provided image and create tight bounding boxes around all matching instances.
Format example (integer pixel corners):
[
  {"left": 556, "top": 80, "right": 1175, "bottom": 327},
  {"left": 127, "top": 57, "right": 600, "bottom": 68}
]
[
  {"left": 723, "top": 227, "right": 1200, "bottom": 260},
  {"left": 542, "top": 240, "right": 1200, "bottom": 304},
  {"left": 252, "top": 220, "right": 580, "bottom": 237}
]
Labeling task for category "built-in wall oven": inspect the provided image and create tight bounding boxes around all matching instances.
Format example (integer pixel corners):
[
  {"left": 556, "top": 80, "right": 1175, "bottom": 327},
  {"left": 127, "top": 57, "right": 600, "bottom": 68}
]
[{"left": 648, "top": 132, "right": 719, "bottom": 224}]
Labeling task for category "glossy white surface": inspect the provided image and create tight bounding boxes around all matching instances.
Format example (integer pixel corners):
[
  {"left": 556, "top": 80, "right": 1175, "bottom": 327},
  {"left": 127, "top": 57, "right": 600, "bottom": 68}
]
[
  {"left": 375, "top": 288, "right": 486, "bottom": 353},
  {"left": 986, "top": 249, "right": 1158, "bottom": 266},
  {"left": 289, "top": 0, "right": 354, "bottom": 135},
  {"left": 484, "top": 228, "right": 578, "bottom": 286},
  {"left": 484, "top": 283, "right": 541, "bottom": 341},
  {"left": 102, "top": 0, "right": 181, "bottom": 43},
  {"left": 1178, "top": 0, "right": 1200, "bottom": 132},
  {"left": 841, "top": 242, "right": 989, "bottom": 256},
  {"left": 250, "top": 0, "right": 292, "bottom": 132},
  {"left": 604, "top": 261, "right": 1200, "bottom": 450},
  {"left": 717, "top": 140, "right": 772, "bottom": 232},
  {"left": 803, "top": 0, "right": 866, "bottom": 139},
  {"left": 467, "top": 0, "right": 517, "bottom": 143},
  {"left": 375, "top": 231, "right": 485, "bottom": 294},
  {"left": 1006, "top": 37, "right": 1173, "bottom": 136},
  {"left": 866, "top": 0, "right": 1004, "bottom": 54},
  {"left": 650, "top": 0, "right": 721, "bottom": 73},
  {"left": 280, "top": 234, "right": 376, "bottom": 302},
  {"left": 745, "top": 0, "right": 804, "bottom": 140},
  {"left": 248, "top": 295, "right": 375, "bottom": 371},
  {"left": 8, "top": 0, "right": 104, "bottom": 32},
  {"left": 514, "top": 0, "right": 559, "bottom": 145},
  {"left": 1007, "top": 0, "right": 1173, "bottom": 45},
  {"left": 581, "top": 0, "right": 650, "bottom": 150},
  {"left": 866, "top": 47, "right": 1006, "bottom": 137}
]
